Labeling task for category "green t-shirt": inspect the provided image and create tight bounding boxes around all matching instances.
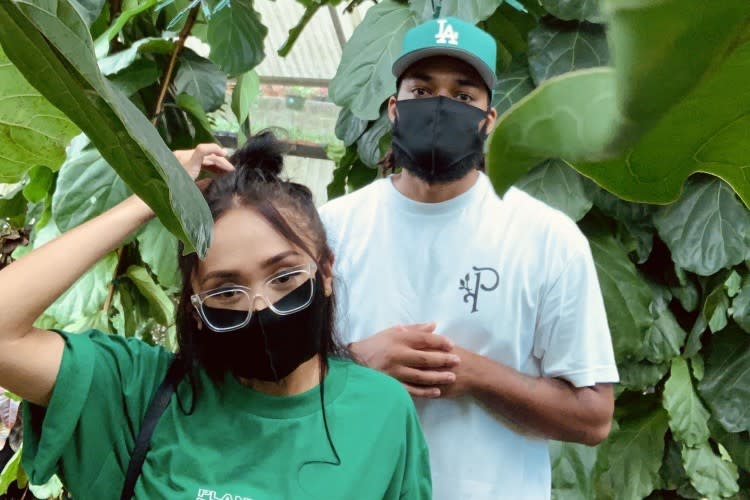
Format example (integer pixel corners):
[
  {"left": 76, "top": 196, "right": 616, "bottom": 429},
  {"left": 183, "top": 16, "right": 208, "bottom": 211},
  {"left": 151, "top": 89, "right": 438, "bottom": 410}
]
[{"left": 23, "top": 330, "right": 431, "bottom": 499}]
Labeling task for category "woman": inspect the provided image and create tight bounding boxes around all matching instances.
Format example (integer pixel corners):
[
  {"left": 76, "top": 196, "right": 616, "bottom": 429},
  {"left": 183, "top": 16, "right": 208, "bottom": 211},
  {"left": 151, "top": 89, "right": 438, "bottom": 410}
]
[{"left": 0, "top": 132, "right": 431, "bottom": 499}]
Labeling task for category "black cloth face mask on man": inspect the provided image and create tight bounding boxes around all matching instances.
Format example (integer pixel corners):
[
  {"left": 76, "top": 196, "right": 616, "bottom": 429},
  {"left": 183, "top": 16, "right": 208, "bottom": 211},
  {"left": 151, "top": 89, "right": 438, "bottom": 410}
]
[{"left": 391, "top": 96, "right": 490, "bottom": 184}]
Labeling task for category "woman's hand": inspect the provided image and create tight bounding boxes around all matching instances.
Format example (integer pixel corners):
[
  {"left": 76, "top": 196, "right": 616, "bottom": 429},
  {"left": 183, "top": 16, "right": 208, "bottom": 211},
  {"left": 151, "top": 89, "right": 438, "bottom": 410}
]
[{"left": 173, "top": 143, "right": 234, "bottom": 180}]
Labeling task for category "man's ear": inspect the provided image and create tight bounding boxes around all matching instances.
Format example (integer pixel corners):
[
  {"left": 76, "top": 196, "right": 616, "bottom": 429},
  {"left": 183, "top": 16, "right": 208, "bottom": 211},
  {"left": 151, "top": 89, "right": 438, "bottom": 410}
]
[
  {"left": 387, "top": 95, "right": 398, "bottom": 125},
  {"left": 481, "top": 107, "right": 498, "bottom": 134}
]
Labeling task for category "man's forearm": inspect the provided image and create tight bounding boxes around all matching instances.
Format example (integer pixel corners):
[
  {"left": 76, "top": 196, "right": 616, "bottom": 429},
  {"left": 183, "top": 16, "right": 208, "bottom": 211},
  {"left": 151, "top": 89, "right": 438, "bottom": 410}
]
[{"left": 460, "top": 349, "right": 614, "bottom": 445}]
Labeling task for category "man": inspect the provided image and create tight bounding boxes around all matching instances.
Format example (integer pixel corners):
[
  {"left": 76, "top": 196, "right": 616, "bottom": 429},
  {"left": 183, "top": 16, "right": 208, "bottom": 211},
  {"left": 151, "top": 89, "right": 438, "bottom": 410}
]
[{"left": 320, "top": 16, "right": 619, "bottom": 500}]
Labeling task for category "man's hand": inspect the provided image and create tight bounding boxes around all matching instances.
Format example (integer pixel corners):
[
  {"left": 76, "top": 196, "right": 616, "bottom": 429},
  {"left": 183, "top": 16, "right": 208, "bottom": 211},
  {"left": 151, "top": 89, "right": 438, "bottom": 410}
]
[
  {"left": 437, "top": 345, "right": 478, "bottom": 398},
  {"left": 350, "top": 322, "right": 461, "bottom": 398},
  {"left": 173, "top": 143, "right": 234, "bottom": 181}
]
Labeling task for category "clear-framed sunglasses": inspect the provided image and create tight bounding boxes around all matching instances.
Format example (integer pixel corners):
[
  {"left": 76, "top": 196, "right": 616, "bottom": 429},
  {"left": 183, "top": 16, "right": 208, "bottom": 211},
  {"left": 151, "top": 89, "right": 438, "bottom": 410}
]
[{"left": 191, "top": 262, "right": 317, "bottom": 332}]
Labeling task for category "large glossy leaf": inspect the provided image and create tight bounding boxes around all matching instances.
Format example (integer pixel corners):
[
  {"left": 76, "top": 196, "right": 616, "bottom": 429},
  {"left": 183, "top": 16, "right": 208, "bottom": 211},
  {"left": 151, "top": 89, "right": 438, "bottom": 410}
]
[
  {"left": 335, "top": 108, "right": 368, "bottom": 148},
  {"left": 329, "top": 1, "right": 417, "bottom": 120},
  {"left": 45, "top": 255, "right": 117, "bottom": 326},
  {"left": 409, "top": 0, "right": 502, "bottom": 23},
  {"left": 0, "top": 0, "right": 213, "bottom": 256},
  {"left": 699, "top": 325, "right": 750, "bottom": 433},
  {"left": 97, "top": 37, "right": 173, "bottom": 76},
  {"left": 492, "top": 65, "right": 535, "bottom": 115},
  {"left": 527, "top": 20, "right": 608, "bottom": 85},
  {"left": 207, "top": 0, "right": 266, "bottom": 76},
  {"left": 0, "top": 446, "right": 26, "bottom": 495},
  {"left": 231, "top": 69, "right": 260, "bottom": 127},
  {"left": 549, "top": 441, "right": 596, "bottom": 499},
  {"left": 540, "top": 0, "right": 603, "bottom": 23},
  {"left": 709, "top": 419, "right": 750, "bottom": 472},
  {"left": 51, "top": 146, "right": 130, "bottom": 232},
  {"left": 174, "top": 50, "right": 227, "bottom": 113},
  {"left": 357, "top": 111, "right": 391, "bottom": 168},
  {"left": 594, "top": 407, "right": 668, "bottom": 500},
  {"left": 137, "top": 218, "right": 180, "bottom": 291},
  {"left": 514, "top": 159, "right": 593, "bottom": 221},
  {"left": 0, "top": 45, "right": 79, "bottom": 182},
  {"left": 125, "top": 265, "right": 174, "bottom": 325},
  {"left": 487, "top": 0, "right": 750, "bottom": 208},
  {"left": 587, "top": 231, "right": 653, "bottom": 362},
  {"left": 653, "top": 177, "right": 750, "bottom": 276},
  {"left": 69, "top": 0, "right": 105, "bottom": 25},
  {"left": 732, "top": 285, "right": 750, "bottom": 333},
  {"left": 663, "top": 357, "right": 710, "bottom": 447},
  {"left": 618, "top": 360, "right": 668, "bottom": 392},
  {"left": 682, "top": 442, "right": 739, "bottom": 498}
]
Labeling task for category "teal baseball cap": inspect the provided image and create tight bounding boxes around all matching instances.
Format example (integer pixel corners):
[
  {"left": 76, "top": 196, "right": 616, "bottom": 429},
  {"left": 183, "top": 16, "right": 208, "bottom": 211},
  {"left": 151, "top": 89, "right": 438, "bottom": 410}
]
[{"left": 392, "top": 17, "right": 497, "bottom": 90}]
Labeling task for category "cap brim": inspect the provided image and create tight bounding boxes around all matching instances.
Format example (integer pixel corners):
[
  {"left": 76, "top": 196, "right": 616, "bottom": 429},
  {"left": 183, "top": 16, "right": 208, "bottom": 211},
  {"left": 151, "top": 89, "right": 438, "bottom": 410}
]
[{"left": 392, "top": 47, "right": 497, "bottom": 89}]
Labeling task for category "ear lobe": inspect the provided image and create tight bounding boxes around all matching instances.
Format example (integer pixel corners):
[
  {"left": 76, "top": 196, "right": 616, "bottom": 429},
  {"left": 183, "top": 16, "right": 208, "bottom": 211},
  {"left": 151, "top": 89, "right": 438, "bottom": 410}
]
[{"left": 387, "top": 96, "right": 398, "bottom": 124}]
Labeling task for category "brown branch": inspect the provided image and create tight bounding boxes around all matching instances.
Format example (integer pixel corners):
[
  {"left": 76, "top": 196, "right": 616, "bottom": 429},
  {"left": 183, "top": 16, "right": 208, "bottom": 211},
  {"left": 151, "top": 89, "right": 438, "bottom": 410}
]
[
  {"left": 102, "top": 246, "right": 126, "bottom": 313},
  {"left": 151, "top": 5, "right": 201, "bottom": 124},
  {"left": 108, "top": 0, "right": 123, "bottom": 52}
]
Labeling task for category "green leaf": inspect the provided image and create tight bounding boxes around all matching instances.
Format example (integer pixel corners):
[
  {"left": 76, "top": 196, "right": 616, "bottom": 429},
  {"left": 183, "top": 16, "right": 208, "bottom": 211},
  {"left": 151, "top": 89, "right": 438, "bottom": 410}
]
[
  {"left": 549, "top": 441, "right": 596, "bottom": 499},
  {"left": 709, "top": 419, "right": 750, "bottom": 472},
  {"left": 483, "top": 3, "right": 537, "bottom": 58},
  {"left": 642, "top": 301, "right": 686, "bottom": 364},
  {"left": 514, "top": 159, "right": 593, "bottom": 221},
  {"left": 726, "top": 271, "right": 743, "bottom": 298},
  {"left": 112, "top": 280, "right": 157, "bottom": 340},
  {"left": 125, "top": 265, "right": 174, "bottom": 325},
  {"left": 0, "top": 0, "right": 213, "bottom": 256},
  {"left": 0, "top": 183, "right": 25, "bottom": 223},
  {"left": 527, "top": 20, "right": 608, "bottom": 85},
  {"left": 539, "top": 0, "right": 603, "bottom": 23},
  {"left": 0, "top": 446, "right": 25, "bottom": 495},
  {"left": 357, "top": 111, "right": 391, "bottom": 168},
  {"left": 594, "top": 407, "right": 668, "bottom": 500},
  {"left": 335, "top": 108, "right": 368, "bottom": 148},
  {"left": 0, "top": 45, "right": 79, "bottom": 183},
  {"left": 653, "top": 178, "right": 750, "bottom": 277},
  {"left": 663, "top": 357, "right": 711, "bottom": 447},
  {"left": 136, "top": 218, "right": 180, "bottom": 292},
  {"left": 70, "top": 0, "right": 106, "bottom": 25},
  {"left": 329, "top": 1, "right": 417, "bottom": 120},
  {"left": 97, "top": 37, "right": 174, "bottom": 76},
  {"left": 732, "top": 285, "right": 750, "bottom": 333},
  {"left": 587, "top": 231, "right": 653, "bottom": 362},
  {"left": 175, "top": 93, "right": 216, "bottom": 144},
  {"left": 22, "top": 165, "right": 55, "bottom": 203},
  {"left": 409, "top": 0, "right": 502, "bottom": 23},
  {"left": 231, "top": 69, "right": 260, "bottom": 126},
  {"left": 682, "top": 442, "right": 739, "bottom": 498},
  {"left": 108, "top": 59, "right": 160, "bottom": 97},
  {"left": 207, "top": 0, "right": 266, "bottom": 76},
  {"left": 51, "top": 147, "right": 130, "bottom": 232},
  {"left": 174, "top": 49, "right": 227, "bottom": 113},
  {"left": 704, "top": 285, "right": 730, "bottom": 334},
  {"left": 699, "top": 325, "right": 750, "bottom": 433},
  {"left": 347, "top": 161, "right": 378, "bottom": 192},
  {"left": 488, "top": 0, "right": 750, "bottom": 209},
  {"left": 492, "top": 65, "right": 535, "bottom": 115},
  {"left": 618, "top": 360, "right": 669, "bottom": 392}
]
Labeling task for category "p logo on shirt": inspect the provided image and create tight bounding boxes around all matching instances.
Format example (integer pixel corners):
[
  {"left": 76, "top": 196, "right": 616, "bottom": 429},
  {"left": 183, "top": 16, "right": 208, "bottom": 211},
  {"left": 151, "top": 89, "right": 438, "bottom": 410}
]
[{"left": 459, "top": 266, "right": 499, "bottom": 313}]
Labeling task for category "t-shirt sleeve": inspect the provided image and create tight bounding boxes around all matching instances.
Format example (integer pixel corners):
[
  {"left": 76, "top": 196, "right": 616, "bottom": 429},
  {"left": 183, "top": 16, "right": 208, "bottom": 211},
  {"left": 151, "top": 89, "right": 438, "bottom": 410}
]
[
  {"left": 22, "top": 330, "right": 172, "bottom": 494},
  {"left": 533, "top": 233, "right": 619, "bottom": 387},
  {"left": 398, "top": 402, "right": 432, "bottom": 499}
]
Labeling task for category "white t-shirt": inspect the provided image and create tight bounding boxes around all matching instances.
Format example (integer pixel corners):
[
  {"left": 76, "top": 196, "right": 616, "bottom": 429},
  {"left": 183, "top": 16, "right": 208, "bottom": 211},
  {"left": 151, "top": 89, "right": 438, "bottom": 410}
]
[{"left": 319, "top": 173, "right": 619, "bottom": 500}]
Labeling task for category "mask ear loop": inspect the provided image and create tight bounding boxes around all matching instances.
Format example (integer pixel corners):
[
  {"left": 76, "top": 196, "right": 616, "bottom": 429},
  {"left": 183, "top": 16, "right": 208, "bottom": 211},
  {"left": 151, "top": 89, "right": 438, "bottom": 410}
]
[
  {"left": 319, "top": 367, "right": 342, "bottom": 465},
  {"left": 257, "top": 315, "right": 280, "bottom": 382}
]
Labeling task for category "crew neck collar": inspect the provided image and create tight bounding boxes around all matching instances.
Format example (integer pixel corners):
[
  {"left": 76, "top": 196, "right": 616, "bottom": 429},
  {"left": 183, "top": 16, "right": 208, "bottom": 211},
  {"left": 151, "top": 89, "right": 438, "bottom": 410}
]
[{"left": 385, "top": 171, "right": 490, "bottom": 216}]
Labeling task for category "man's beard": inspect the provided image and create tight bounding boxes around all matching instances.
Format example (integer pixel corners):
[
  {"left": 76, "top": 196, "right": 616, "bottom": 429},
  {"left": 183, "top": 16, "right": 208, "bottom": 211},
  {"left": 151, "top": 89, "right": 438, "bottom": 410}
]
[{"left": 391, "top": 143, "right": 484, "bottom": 185}]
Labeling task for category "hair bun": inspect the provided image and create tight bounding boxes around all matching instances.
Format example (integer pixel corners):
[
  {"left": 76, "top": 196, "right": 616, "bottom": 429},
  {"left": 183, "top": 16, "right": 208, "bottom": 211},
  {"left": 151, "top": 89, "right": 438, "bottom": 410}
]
[{"left": 229, "top": 130, "right": 285, "bottom": 179}]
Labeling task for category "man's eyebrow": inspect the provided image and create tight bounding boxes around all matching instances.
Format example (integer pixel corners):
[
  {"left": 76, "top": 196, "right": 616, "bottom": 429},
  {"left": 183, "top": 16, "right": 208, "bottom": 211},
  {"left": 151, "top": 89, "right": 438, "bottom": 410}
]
[
  {"left": 456, "top": 78, "right": 483, "bottom": 89},
  {"left": 403, "top": 72, "right": 433, "bottom": 82}
]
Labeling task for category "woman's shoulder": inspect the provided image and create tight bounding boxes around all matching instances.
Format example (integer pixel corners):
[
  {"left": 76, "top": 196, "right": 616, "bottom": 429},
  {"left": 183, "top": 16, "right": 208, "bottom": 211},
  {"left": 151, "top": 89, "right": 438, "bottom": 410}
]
[{"left": 332, "top": 358, "right": 413, "bottom": 408}]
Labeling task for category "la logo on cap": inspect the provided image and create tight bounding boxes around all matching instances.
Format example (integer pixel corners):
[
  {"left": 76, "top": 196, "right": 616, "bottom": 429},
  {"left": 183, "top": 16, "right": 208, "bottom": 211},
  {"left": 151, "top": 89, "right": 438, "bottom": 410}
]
[{"left": 435, "top": 19, "right": 459, "bottom": 46}]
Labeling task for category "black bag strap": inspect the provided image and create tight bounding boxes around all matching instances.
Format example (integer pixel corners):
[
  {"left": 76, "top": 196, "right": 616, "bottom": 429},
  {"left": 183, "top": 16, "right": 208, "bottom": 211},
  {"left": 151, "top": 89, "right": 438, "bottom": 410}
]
[{"left": 120, "top": 358, "right": 185, "bottom": 500}]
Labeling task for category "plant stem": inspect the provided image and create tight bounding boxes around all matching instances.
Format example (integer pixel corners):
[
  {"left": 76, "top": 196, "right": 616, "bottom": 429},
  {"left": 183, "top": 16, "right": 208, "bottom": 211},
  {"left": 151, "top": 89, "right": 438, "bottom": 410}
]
[
  {"left": 151, "top": 4, "right": 200, "bottom": 125},
  {"left": 278, "top": 5, "right": 320, "bottom": 57},
  {"left": 102, "top": 246, "right": 126, "bottom": 313}
]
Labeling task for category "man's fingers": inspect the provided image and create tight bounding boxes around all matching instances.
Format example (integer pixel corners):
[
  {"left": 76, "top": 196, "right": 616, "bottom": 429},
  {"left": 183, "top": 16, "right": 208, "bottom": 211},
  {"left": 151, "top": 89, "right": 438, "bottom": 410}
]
[
  {"left": 395, "top": 366, "right": 456, "bottom": 386},
  {"left": 405, "top": 330, "right": 454, "bottom": 351},
  {"left": 403, "top": 383, "right": 441, "bottom": 398},
  {"left": 402, "top": 349, "right": 460, "bottom": 369}
]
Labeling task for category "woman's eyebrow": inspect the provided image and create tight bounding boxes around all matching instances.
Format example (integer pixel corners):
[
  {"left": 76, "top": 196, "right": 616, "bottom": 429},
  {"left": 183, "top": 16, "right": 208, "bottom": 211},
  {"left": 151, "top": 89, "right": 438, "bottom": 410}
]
[
  {"left": 201, "top": 270, "right": 241, "bottom": 286},
  {"left": 261, "top": 250, "right": 301, "bottom": 269}
]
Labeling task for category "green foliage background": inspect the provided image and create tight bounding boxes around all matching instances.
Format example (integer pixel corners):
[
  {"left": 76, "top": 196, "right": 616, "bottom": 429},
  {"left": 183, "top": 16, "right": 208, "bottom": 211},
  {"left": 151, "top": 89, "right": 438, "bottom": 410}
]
[{"left": 1, "top": 0, "right": 749, "bottom": 498}]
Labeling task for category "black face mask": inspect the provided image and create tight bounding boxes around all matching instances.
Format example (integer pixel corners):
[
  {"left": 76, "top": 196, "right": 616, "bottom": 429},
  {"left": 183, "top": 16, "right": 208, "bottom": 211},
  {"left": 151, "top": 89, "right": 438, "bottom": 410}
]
[
  {"left": 198, "top": 277, "right": 326, "bottom": 382},
  {"left": 391, "top": 96, "right": 489, "bottom": 184}
]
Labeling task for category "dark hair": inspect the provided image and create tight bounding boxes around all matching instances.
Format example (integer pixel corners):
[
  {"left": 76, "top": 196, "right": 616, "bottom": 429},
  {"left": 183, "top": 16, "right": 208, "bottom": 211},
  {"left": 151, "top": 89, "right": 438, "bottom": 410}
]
[{"left": 173, "top": 131, "right": 349, "bottom": 408}]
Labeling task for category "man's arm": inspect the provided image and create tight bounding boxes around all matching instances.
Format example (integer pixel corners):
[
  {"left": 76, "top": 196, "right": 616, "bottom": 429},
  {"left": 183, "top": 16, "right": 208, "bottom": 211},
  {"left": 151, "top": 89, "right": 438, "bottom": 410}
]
[{"left": 443, "top": 345, "right": 614, "bottom": 446}]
